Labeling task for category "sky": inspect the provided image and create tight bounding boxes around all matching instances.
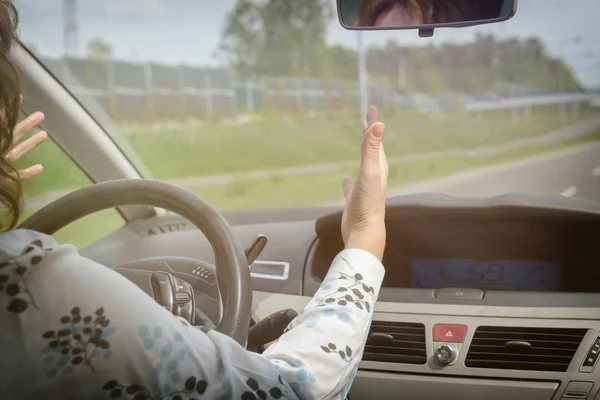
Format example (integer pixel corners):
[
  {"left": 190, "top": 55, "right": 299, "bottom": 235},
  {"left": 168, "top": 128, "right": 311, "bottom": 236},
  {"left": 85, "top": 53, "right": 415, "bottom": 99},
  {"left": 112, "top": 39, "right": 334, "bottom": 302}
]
[{"left": 14, "top": 0, "right": 600, "bottom": 88}]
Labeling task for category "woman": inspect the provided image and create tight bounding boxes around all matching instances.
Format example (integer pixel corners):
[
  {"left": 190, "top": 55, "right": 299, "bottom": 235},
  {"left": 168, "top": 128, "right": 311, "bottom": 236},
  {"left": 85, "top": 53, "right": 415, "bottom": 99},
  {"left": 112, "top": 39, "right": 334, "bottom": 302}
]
[
  {"left": 355, "top": 0, "right": 505, "bottom": 27},
  {"left": 0, "top": 1, "right": 388, "bottom": 399}
]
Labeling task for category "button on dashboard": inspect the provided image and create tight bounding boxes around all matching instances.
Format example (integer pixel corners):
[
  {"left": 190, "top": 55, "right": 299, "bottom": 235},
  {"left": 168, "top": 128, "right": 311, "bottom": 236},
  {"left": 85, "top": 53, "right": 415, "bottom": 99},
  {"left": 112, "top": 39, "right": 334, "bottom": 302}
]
[
  {"left": 434, "top": 344, "right": 457, "bottom": 365},
  {"left": 436, "top": 288, "right": 484, "bottom": 300},
  {"left": 580, "top": 335, "right": 600, "bottom": 372},
  {"left": 433, "top": 324, "right": 468, "bottom": 343},
  {"left": 561, "top": 381, "right": 593, "bottom": 399}
]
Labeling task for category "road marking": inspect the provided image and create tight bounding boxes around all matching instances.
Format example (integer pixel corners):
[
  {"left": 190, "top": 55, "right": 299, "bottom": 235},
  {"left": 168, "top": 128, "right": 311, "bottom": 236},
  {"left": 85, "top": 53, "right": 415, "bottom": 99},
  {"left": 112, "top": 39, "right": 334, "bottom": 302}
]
[
  {"left": 593, "top": 166, "right": 600, "bottom": 177},
  {"left": 560, "top": 186, "right": 578, "bottom": 197},
  {"left": 374, "top": 142, "right": 600, "bottom": 203}
]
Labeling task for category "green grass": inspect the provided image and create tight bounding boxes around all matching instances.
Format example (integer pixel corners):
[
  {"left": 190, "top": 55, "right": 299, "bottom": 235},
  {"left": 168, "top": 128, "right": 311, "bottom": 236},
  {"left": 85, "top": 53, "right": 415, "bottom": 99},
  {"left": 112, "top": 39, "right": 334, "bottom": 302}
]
[
  {"left": 191, "top": 128, "right": 600, "bottom": 210},
  {"left": 18, "top": 208, "right": 124, "bottom": 249},
  {"left": 15, "top": 108, "right": 593, "bottom": 198},
  {"left": 13, "top": 108, "right": 599, "bottom": 249},
  {"left": 17, "top": 127, "right": 600, "bottom": 249},
  {"left": 126, "top": 109, "right": 581, "bottom": 180},
  {"left": 14, "top": 134, "right": 92, "bottom": 198}
]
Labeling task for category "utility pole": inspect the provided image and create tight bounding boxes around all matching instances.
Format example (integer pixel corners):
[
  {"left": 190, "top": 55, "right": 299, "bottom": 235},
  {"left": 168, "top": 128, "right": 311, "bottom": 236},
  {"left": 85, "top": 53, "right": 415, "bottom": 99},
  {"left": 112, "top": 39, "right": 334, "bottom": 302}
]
[
  {"left": 357, "top": 31, "right": 368, "bottom": 122},
  {"left": 63, "top": 0, "right": 78, "bottom": 57}
]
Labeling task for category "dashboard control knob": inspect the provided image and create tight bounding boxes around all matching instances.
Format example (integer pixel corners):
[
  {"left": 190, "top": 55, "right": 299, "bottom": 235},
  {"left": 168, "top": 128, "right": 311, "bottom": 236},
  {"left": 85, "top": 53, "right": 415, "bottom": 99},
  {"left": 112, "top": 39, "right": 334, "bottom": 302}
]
[{"left": 434, "top": 344, "right": 456, "bottom": 365}]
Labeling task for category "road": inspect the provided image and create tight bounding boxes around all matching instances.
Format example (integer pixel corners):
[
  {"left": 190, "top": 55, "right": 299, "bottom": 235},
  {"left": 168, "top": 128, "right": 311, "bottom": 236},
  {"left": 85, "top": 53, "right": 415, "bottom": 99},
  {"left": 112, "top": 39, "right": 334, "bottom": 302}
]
[
  {"left": 167, "top": 115, "right": 600, "bottom": 189},
  {"left": 24, "top": 116, "right": 600, "bottom": 210},
  {"left": 387, "top": 142, "right": 600, "bottom": 202}
]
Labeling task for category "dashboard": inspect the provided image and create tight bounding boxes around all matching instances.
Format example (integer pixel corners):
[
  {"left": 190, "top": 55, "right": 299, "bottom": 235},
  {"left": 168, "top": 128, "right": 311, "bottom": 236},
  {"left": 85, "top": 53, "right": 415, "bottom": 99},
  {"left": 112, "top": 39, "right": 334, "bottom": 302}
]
[
  {"left": 81, "top": 193, "right": 600, "bottom": 400},
  {"left": 310, "top": 196, "right": 600, "bottom": 295},
  {"left": 410, "top": 258, "right": 562, "bottom": 291}
]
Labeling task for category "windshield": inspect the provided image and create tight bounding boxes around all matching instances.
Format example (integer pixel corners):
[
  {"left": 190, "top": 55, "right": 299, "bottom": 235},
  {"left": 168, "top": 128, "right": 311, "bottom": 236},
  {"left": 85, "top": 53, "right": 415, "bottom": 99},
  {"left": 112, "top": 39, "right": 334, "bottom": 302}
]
[{"left": 16, "top": 0, "right": 600, "bottom": 210}]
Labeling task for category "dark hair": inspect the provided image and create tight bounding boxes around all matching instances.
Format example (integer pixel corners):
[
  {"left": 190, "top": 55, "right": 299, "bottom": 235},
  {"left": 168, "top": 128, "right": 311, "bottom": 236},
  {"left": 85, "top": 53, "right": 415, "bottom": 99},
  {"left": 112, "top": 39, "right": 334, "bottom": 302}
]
[
  {"left": 356, "top": 0, "right": 503, "bottom": 26},
  {"left": 0, "top": 0, "right": 22, "bottom": 230}
]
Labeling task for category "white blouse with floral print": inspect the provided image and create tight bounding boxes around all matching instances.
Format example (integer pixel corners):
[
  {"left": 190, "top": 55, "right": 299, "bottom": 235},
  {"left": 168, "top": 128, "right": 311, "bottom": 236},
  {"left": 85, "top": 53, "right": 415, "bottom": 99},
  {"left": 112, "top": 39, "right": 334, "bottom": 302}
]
[{"left": 0, "top": 229, "right": 384, "bottom": 400}]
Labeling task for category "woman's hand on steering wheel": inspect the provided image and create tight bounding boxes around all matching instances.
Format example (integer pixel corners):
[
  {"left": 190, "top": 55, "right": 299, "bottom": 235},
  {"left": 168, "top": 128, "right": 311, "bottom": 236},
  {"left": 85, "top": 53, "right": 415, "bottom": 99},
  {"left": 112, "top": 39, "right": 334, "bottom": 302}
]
[{"left": 341, "top": 106, "right": 388, "bottom": 261}]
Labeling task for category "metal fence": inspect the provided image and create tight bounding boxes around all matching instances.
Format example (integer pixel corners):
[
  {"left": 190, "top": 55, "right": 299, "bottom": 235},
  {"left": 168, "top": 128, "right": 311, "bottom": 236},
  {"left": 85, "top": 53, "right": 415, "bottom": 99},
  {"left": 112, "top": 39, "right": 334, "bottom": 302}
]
[
  {"left": 41, "top": 56, "right": 592, "bottom": 122},
  {"left": 41, "top": 56, "right": 393, "bottom": 122}
]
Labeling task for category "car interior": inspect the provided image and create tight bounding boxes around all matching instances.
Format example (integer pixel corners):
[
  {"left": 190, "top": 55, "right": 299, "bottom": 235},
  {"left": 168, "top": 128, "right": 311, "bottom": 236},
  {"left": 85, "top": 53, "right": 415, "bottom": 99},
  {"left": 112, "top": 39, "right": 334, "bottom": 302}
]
[{"left": 10, "top": 0, "right": 600, "bottom": 399}]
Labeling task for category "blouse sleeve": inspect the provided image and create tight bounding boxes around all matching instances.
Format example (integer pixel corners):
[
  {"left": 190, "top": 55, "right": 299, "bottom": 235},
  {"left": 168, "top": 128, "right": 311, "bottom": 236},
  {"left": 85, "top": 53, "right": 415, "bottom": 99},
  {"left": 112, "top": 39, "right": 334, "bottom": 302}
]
[{"left": 0, "top": 230, "right": 384, "bottom": 400}]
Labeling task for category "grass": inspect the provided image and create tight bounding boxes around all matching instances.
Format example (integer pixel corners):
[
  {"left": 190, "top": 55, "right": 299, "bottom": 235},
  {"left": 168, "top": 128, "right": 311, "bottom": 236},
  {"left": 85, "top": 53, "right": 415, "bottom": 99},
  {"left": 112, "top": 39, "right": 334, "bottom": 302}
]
[
  {"left": 15, "top": 108, "right": 593, "bottom": 198},
  {"left": 18, "top": 208, "right": 124, "bottom": 249},
  {"left": 126, "top": 109, "right": 582, "bottom": 180},
  {"left": 13, "top": 108, "right": 599, "bottom": 249},
  {"left": 18, "top": 127, "right": 600, "bottom": 249},
  {"left": 14, "top": 132, "right": 92, "bottom": 198},
  {"left": 191, "top": 127, "right": 600, "bottom": 210}
]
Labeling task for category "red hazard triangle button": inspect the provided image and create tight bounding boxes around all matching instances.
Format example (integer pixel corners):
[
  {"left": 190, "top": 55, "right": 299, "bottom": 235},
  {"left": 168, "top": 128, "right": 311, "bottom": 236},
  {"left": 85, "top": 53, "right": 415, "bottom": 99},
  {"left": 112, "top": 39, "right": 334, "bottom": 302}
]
[{"left": 433, "top": 324, "right": 468, "bottom": 343}]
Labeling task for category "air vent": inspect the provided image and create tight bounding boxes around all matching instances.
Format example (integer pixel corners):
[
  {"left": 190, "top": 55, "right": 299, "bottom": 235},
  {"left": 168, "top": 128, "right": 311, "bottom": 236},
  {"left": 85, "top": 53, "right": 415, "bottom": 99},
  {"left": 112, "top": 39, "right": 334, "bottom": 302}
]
[
  {"left": 466, "top": 326, "right": 587, "bottom": 372},
  {"left": 146, "top": 223, "right": 192, "bottom": 236},
  {"left": 362, "top": 321, "right": 427, "bottom": 364}
]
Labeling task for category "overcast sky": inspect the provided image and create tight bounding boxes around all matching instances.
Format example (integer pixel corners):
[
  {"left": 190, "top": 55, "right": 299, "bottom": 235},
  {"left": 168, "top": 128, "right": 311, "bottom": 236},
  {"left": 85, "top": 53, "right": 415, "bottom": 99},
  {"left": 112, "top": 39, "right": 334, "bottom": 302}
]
[{"left": 14, "top": 0, "right": 600, "bottom": 88}]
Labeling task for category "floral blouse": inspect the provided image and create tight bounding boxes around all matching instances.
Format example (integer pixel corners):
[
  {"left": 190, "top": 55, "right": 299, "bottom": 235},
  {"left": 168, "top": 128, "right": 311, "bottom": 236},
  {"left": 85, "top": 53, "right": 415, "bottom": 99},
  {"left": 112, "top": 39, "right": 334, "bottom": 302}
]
[{"left": 0, "top": 229, "right": 384, "bottom": 400}]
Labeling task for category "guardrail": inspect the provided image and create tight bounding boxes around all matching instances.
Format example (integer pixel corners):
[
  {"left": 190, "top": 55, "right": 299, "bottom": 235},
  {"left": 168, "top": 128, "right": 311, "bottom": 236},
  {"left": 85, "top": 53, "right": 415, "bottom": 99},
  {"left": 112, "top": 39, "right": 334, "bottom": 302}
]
[{"left": 466, "top": 92, "right": 600, "bottom": 112}]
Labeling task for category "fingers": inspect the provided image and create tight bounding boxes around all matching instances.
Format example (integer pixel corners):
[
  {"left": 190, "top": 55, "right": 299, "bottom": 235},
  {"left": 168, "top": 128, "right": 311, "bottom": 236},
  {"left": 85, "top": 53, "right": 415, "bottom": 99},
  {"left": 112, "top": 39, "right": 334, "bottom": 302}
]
[
  {"left": 6, "top": 130, "right": 48, "bottom": 163},
  {"left": 363, "top": 106, "right": 379, "bottom": 136},
  {"left": 342, "top": 176, "right": 354, "bottom": 201},
  {"left": 13, "top": 112, "right": 45, "bottom": 145},
  {"left": 5, "top": 109, "right": 48, "bottom": 182},
  {"left": 366, "top": 106, "right": 379, "bottom": 130},
  {"left": 360, "top": 122, "right": 385, "bottom": 175},
  {"left": 18, "top": 164, "right": 44, "bottom": 181},
  {"left": 364, "top": 105, "right": 388, "bottom": 181}
]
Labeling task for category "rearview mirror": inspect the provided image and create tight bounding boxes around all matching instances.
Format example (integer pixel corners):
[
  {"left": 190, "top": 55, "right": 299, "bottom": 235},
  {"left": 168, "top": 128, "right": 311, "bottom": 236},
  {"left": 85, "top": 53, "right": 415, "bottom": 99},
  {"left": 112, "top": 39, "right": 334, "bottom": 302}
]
[{"left": 338, "top": 0, "right": 517, "bottom": 36}]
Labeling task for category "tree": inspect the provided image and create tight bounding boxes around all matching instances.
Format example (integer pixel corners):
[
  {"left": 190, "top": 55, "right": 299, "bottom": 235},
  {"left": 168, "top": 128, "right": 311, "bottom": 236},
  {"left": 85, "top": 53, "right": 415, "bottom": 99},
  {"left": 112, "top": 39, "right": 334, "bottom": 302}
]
[
  {"left": 219, "top": 0, "right": 333, "bottom": 77},
  {"left": 86, "top": 38, "right": 113, "bottom": 62},
  {"left": 323, "top": 44, "right": 358, "bottom": 81},
  {"left": 365, "top": 35, "right": 581, "bottom": 93},
  {"left": 220, "top": 1, "right": 580, "bottom": 93},
  {"left": 219, "top": 0, "right": 263, "bottom": 76}
]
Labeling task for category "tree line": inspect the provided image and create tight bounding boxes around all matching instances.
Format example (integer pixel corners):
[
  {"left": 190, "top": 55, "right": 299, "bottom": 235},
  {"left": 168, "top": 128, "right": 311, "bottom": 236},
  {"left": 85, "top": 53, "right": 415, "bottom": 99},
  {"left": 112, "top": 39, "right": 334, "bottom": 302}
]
[{"left": 219, "top": 0, "right": 580, "bottom": 94}]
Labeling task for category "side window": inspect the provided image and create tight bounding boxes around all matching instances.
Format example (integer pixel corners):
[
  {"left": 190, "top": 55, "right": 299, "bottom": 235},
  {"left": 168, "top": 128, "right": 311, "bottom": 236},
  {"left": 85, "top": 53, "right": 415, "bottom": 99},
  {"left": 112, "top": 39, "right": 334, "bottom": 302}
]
[{"left": 14, "top": 115, "right": 123, "bottom": 248}]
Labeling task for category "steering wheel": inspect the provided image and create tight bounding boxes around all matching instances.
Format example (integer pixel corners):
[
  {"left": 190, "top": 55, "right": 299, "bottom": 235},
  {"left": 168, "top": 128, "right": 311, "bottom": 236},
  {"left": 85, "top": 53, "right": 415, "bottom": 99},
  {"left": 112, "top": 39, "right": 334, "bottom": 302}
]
[{"left": 18, "top": 179, "right": 252, "bottom": 345}]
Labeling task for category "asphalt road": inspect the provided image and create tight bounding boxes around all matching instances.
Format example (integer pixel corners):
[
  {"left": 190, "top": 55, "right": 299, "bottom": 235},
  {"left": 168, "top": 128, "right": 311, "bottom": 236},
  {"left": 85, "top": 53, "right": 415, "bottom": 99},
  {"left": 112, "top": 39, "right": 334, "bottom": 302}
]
[
  {"left": 388, "top": 142, "right": 600, "bottom": 202},
  {"left": 221, "top": 142, "right": 600, "bottom": 226},
  {"left": 24, "top": 117, "right": 600, "bottom": 210}
]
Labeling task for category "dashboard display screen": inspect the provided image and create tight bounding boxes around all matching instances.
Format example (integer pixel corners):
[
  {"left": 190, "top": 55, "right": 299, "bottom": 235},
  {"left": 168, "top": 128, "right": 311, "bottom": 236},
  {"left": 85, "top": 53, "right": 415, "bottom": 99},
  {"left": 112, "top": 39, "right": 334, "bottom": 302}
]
[{"left": 411, "top": 259, "right": 562, "bottom": 291}]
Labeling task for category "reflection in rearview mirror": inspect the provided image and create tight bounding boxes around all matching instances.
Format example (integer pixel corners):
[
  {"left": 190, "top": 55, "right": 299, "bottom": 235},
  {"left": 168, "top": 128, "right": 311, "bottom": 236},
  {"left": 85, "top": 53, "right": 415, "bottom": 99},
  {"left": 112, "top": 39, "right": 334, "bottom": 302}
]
[{"left": 338, "top": 0, "right": 517, "bottom": 30}]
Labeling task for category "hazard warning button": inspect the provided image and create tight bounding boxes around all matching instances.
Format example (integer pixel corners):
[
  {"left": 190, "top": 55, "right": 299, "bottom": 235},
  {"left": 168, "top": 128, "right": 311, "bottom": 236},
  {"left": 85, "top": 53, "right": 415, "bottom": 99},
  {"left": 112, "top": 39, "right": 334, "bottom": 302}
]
[{"left": 432, "top": 324, "right": 468, "bottom": 343}]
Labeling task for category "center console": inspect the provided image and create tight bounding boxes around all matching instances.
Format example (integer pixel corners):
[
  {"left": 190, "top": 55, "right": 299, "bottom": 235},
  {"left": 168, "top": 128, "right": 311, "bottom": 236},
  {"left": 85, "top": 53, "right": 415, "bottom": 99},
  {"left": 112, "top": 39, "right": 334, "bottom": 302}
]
[
  {"left": 252, "top": 290, "right": 600, "bottom": 400},
  {"left": 284, "top": 204, "right": 600, "bottom": 400}
]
